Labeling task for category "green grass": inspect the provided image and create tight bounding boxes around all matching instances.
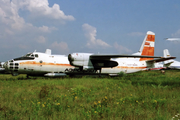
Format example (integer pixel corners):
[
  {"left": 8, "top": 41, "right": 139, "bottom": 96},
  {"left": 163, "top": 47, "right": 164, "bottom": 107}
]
[{"left": 0, "top": 70, "right": 180, "bottom": 119}]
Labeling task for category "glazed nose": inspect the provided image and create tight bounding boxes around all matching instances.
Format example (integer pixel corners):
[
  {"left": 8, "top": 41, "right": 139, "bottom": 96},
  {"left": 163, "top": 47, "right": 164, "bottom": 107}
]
[
  {"left": 0, "top": 62, "right": 4, "bottom": 67},
  {"left": 3, "top": 61, "right": 9, "bottom": 70}
]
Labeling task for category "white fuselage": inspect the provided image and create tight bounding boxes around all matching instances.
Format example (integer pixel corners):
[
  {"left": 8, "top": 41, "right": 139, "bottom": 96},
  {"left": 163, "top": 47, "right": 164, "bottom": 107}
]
[{"left": 4, "top": 51, "right": 150, "bottom": 76}]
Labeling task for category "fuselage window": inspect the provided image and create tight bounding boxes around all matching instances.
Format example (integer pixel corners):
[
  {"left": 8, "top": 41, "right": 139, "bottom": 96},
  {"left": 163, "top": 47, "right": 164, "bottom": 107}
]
[
  {"left": 35, "top": 54, "right": 38, "bottom": 58},
  {"left": 40, "top": 60, "right": 43, "bottom": 63}
]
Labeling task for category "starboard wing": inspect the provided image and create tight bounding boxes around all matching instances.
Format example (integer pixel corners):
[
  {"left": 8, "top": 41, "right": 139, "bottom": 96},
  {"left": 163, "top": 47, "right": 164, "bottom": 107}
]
[{"left": 90, "top": 54, "right": 162, "bottom": 60}]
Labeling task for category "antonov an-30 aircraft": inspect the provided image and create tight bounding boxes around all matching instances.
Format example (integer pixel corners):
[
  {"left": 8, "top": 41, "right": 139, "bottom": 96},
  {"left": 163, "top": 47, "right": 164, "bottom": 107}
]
[{"left": 3, "top": 31, "right": 175, "bottom": 77}]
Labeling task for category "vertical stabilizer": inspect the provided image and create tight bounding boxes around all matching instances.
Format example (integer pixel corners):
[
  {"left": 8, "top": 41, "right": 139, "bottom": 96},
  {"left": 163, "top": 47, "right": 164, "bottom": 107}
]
[
  {"left": 163, "top": 49, "right": 174, "bottom": 65},
  {"left": 163, "top": 49, "right": 171, "bottom": 58},
  {"left": 140, "top": 31, "right": 155, "bottom": 61}
]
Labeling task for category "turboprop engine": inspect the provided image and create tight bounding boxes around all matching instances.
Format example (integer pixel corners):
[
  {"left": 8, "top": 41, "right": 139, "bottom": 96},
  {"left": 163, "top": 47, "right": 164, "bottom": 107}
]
[{"left": 68, "top": 53, "right": 94, "bottom": 70}]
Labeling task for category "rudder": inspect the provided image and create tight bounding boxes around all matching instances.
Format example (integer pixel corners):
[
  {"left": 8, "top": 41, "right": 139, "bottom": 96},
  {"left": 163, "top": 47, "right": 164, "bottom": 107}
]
[
  {"left": 140, "top": 31, "right": 155, "bottom": 61},
  {"left": 163, "top": 49, "right": 171, "bottom": 58}
]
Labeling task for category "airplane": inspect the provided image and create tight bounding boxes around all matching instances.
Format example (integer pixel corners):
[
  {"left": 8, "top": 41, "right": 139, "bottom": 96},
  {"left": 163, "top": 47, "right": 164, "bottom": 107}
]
[
  {"left": 163, "top": 49, "right": 180, "bottom": 69},
  {"left": 68, "top": 31, "right": 176, "bottom": 76},
  {"left": 165, "top": 38, "right": 180, "bottom": 41},
  {"left": 3, "top": 31, "right": 175, "bottom": 77}
]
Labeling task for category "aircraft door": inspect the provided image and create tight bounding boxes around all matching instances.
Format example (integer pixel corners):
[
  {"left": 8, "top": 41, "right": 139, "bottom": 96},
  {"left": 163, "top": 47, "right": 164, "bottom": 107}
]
[
  {"left": 38, "top": 60, "right": 43, "bottom": 71},
  {"left": 123, "top": 62, "right": 128, "bottom": 73},
  {"left": 117, "top": 61, "right": 127, "bottom": 73}
]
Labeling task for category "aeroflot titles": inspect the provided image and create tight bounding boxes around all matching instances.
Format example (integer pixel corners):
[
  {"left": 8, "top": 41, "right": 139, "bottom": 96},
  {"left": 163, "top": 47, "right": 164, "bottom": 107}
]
[{"left": 64, "top": 68, "right": 97, "bottom": 73}]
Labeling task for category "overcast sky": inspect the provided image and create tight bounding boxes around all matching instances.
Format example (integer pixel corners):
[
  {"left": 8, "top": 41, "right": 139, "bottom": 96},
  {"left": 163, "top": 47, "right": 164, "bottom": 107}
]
[{"left": 1, "top": 0, "right": 180, "bottom": 61}]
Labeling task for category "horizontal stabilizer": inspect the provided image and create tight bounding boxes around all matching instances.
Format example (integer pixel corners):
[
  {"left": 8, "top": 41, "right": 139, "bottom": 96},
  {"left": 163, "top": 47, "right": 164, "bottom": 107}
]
[{"left": 146, "top": 57, "right": 176, "bottom": 63}]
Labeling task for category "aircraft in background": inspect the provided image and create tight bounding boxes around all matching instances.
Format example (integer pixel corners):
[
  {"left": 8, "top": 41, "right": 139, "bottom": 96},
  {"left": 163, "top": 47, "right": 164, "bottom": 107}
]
[
  {"left": 68, "top": 31, "right": 175, "bottom": 76},
  {"left": 165, "top": 38, "right": 180, "bottom": 41},
  {"left": 3, "top": 49, "right": 74, "bottom": 77},
  {"left": 163, "top": 49, "right": 180, "bottom": 69}
]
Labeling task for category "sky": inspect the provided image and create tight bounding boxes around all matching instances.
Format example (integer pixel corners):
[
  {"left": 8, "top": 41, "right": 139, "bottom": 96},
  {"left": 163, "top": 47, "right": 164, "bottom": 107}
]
[{"left": 1, "top": 0, "right": 180, "bottom": 61}]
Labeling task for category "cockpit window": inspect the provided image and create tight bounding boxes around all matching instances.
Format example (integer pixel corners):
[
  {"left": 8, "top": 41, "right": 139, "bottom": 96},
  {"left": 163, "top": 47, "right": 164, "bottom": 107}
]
[
  {"left": 25, "top": 53, "right": 32, "bottom": 57},
  {"left": 9, "top": 60, "right": 13, "bottom": 62},
  {"left": 13, "top": 53, "right": 35, "bottom": 61},
  {"left": 23, "top": 53, "right": 36, "bottom": 58}
]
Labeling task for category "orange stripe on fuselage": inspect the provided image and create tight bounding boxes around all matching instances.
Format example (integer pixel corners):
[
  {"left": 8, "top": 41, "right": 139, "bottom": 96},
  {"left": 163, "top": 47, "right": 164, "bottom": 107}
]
[
  {"left": 116, "top": 66, "right": 147, "bottom": 69},
  {"left": 19, "top": 61, "right": 72, "bottom": 66}
]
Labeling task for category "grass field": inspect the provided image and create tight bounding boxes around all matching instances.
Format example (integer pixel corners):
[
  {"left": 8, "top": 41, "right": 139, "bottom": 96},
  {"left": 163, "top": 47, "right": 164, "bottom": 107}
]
[{"left": 0, "top": 70, "right": 180, "bottom": 120}]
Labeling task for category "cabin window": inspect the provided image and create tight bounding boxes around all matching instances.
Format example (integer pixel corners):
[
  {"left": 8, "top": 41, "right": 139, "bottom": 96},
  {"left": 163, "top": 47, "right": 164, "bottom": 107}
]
[
  {"left": 39, "top": 60, "right": 43, "bottom": 63},
  {"left": 35, "top": 54, "right": 38, "bottom": 58}
]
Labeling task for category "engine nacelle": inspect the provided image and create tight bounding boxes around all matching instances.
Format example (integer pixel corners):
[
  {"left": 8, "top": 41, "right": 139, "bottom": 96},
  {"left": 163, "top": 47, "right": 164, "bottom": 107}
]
[{"left": 68, "top": 53, "right": 94, "bottom": 69}]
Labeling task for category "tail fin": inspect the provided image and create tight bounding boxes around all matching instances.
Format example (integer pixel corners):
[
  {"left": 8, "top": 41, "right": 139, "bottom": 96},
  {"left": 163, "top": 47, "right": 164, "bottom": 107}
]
[
  {"left": 163, "top": 49, "right": 171, "bottom": 57},
  {"left": 163, "top": 49, "right": 174, "bottom": 65},
  {"left": 139, "top": 31, "right": 155, "bottom": 61}
]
